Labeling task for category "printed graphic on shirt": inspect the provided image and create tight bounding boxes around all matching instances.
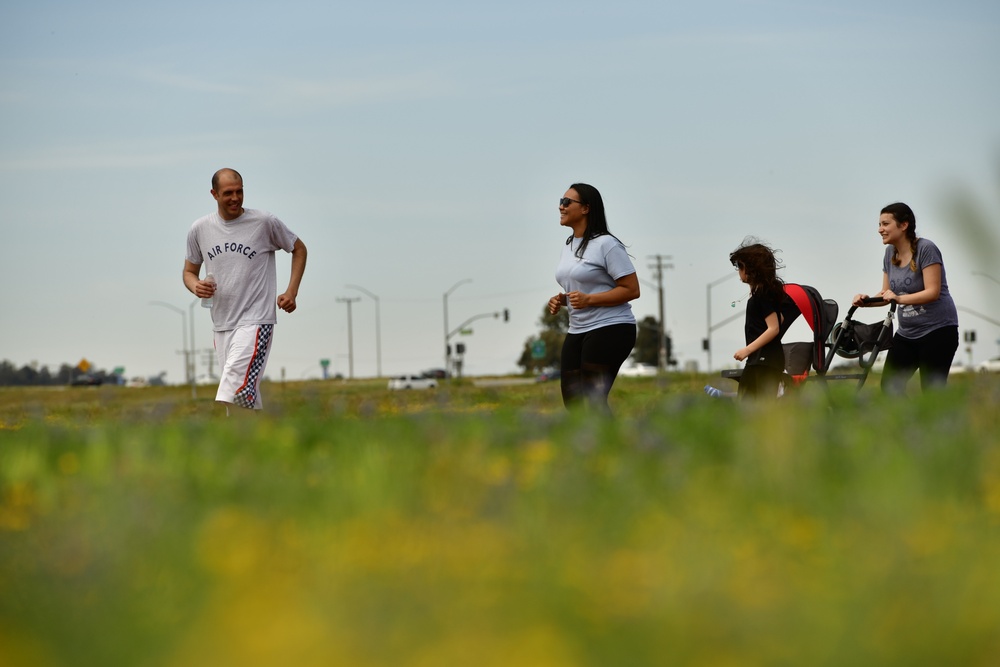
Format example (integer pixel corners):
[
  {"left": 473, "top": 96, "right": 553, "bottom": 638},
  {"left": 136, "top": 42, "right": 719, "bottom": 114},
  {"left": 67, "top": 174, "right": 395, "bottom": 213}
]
[{"left": 206, "top": 242, "right": 258, "bottom": 261}]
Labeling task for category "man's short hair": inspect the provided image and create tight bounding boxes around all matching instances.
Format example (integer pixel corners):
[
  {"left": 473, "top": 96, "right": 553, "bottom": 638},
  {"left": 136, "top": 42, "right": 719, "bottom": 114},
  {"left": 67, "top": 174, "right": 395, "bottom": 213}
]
[{"left": 212, "top": 168, "right": 243, "bottom": 191}]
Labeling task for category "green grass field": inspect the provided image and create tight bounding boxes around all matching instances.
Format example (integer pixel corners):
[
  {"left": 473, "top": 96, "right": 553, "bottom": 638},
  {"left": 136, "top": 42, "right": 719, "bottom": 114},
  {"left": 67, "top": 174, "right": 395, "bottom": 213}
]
[{"left": 2, "top": 373, "right": 999, "bottom": 666}]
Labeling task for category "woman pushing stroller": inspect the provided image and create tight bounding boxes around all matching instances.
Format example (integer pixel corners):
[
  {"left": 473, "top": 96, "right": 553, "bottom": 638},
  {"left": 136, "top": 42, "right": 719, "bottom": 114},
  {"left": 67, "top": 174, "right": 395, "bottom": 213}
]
[{"left": 852, "top": 202, "right": 959, "bottom": 394}]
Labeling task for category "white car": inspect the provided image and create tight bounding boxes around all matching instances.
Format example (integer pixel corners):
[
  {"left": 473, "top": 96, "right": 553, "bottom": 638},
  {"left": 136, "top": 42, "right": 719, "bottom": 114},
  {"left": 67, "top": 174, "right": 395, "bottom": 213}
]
[
  {"left": 949, "top": 360, "right": 971, "bottom": 375},
  {"left": 387, "top": 375, "right": 438, "bottom": 390},
  {"left": 618, "top": 363, "right": 658, "bottom": 377},
  {"left": 978, "top": 357, "right": 1000, "bottom": 374}
]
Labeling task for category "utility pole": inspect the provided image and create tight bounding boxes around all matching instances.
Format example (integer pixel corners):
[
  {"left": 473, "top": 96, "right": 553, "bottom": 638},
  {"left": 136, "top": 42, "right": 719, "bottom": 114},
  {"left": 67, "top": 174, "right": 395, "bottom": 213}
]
[
  {"left": 336, "top": 297, "right": 361, "bottom": 379},
  {"left": 200, "top": 348, "right": 217, "bottom": 380},
  {"left": 187, "top": 299, "right": 198, "bottom": 396},
  {"left": 150, "top": 300, "right": 192, "bottom": 392},
  {"left": 346, "top": 284, "right": 382, "bottom": 377},
  {"left": 647, "top": 255, "right": 673, "bottom": 371}
]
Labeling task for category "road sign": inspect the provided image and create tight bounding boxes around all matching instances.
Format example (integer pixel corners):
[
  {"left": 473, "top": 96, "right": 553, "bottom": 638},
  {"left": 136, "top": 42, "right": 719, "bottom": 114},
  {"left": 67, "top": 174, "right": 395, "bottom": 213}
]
[
  {"left": 77, "top": 358, "right": 91, "bottom": 373},
  {"left": 531, "top": 340, "right": 546, "bottom": 359}
]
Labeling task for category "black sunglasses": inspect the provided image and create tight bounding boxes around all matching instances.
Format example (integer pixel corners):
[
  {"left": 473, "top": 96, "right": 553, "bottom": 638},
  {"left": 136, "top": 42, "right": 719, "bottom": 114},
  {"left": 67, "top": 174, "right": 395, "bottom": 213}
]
[{"left": 559, "top": 197, "right": 583, "bottom": 207}]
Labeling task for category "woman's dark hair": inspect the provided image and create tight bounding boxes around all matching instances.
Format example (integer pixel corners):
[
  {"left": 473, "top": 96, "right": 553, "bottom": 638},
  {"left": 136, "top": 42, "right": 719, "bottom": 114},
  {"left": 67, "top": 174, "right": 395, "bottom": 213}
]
[
  {"left": 565, "top": 182, "right": 622, "bottom": 258},
  {"left": 881, "top": 202, "right": 919, "bottom": 272},
  {"left": 729, "top": 237, "right": 784, "bottom": 299}
]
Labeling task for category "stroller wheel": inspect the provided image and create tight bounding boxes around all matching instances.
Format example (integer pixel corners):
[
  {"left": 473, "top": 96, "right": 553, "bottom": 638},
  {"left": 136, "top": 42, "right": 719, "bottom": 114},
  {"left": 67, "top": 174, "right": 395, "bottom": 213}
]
[{"left": 831, "top": 322, "right": 861, "bottom": 358}]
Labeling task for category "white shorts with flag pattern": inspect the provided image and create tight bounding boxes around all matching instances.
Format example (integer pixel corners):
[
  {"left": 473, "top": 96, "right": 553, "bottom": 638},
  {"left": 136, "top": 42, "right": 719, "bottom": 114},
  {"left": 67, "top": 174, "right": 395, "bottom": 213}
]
[{"left": 214, "top": 324, "right": 274, "bottom": 410}]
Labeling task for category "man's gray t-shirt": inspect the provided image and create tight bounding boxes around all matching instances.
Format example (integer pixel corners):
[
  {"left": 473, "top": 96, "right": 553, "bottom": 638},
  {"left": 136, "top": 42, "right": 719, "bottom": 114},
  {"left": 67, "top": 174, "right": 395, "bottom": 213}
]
[
  {"left": 185, "top": 208, "right": 298, "bottom": 331},
  {"left": 554, "top": 234, "right": 637, "bottom": 334},
  {"left": 882, "top": 238, "right": 958, "bottom": 339}
]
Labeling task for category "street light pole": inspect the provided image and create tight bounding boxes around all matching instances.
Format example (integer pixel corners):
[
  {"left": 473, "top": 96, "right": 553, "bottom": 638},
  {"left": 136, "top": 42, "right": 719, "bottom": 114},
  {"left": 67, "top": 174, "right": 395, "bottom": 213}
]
[
  {"left": 336, "top": 297, "right": 361, "bottom": 379},
  {"left": 956, "top": 306, "right": 1000, "bottom": 328},
  {"left": 446, "top": 310, "right": 510, "bottom": 340},
  {"left": 149, "top": 301, "right": 191, "bottom": 391},
  {"left": 346, "top": 284, "right": 382, "bottom": 377},
  {"left": 443, "top": 278, "right": 472, "bottom": 376},
  {"left": 706, "top": 272, "right": 738, "bottom": 373},
  {"left": 446, "top": 309, "right": 510, "bottom": 378},
  {"left": 972, "top": 271, "right": 1000, "bottom": 286},
  {"left": 968, "top": 273, "right": 1000, "bottom": 359}
]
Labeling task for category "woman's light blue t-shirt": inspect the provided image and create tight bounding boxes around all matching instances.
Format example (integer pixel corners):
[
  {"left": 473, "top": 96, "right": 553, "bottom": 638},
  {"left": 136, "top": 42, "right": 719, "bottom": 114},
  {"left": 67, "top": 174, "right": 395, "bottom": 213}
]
[{"left": 555, "top": 235, "right": 637, "bottom": 334}]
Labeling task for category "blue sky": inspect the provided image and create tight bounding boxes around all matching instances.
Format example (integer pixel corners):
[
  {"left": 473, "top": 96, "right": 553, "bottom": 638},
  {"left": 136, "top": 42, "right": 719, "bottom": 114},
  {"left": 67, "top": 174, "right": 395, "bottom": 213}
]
[{"left": 2, "top": 0, "right": 999, "bottom": 382}]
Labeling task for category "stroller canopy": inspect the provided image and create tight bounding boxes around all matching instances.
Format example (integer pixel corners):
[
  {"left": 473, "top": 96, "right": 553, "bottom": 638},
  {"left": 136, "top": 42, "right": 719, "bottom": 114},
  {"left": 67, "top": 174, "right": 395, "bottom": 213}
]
[{"left": 783, "top": 283, "right": 839, "bottom": 374}]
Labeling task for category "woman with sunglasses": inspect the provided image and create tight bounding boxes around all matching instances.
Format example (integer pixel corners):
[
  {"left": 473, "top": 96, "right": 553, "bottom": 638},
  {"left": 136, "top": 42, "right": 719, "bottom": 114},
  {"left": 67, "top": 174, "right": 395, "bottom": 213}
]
[{"left": 548, "top": 183, "right": 640, "bottom": 414}]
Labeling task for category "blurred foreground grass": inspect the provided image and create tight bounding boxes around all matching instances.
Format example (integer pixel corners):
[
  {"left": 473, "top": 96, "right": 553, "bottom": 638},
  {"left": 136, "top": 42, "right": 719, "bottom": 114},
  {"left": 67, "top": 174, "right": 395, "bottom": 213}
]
[{"left": 1, "top": 374, "right": 999, "bottom": 666}]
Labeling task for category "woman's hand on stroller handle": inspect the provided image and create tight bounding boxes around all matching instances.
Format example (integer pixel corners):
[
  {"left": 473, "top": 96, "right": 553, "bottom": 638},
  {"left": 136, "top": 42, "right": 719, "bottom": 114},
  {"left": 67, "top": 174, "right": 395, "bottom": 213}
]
[
  {"left": 852, "top": 293, "right": 896, "bottom": 307},
  {"left": 848, "top": 294, "right": 898, "bottom": 319}
]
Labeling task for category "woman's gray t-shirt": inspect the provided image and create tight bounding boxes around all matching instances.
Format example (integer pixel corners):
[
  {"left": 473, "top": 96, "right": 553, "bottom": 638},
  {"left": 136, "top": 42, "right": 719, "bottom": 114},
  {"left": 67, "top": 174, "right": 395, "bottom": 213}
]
[{"left": 882, "top": 238, "right": 958, "bottom": 339}]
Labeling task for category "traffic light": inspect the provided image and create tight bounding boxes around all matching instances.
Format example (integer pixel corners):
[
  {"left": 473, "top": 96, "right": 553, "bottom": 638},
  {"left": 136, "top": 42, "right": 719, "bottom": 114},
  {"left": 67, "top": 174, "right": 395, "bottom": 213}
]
[
  {"left": 456, "top": 343, "right": 466, "bottom": 355},
  {"left": 503, "top": 308, "right": 510, "bottom": 322},
  {"left": 665, "top": 335, "right": 677, "bottom": 367}
]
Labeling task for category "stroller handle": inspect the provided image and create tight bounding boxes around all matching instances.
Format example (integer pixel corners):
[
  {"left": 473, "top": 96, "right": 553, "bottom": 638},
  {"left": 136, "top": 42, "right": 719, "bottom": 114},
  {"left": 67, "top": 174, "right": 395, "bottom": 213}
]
[{"left": 846, "top": 297, "right": 898, "bottom": 318}]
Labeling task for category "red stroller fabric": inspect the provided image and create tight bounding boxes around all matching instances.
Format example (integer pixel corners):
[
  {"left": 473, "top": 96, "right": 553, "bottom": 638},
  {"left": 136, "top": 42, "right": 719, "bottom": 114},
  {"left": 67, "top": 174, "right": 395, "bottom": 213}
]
[{"left": 783, "top": 283, "right": 839, "bottom": 376}]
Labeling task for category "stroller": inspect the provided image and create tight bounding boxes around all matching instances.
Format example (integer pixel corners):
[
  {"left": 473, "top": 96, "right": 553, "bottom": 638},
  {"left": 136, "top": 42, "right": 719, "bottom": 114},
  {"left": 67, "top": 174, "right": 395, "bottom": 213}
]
[
  {"left": 822, "top": 296, "right": 897, "bottom": 389},
  {"left": 720, "top": 284, "right": 896, "bottom": 392}
]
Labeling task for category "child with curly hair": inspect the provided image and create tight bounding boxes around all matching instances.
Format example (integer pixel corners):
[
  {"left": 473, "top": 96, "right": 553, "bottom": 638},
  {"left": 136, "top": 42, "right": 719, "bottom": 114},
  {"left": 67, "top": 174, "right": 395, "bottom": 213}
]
[{"left": 729, "top": 238, "right": 798, "bottom": 399}]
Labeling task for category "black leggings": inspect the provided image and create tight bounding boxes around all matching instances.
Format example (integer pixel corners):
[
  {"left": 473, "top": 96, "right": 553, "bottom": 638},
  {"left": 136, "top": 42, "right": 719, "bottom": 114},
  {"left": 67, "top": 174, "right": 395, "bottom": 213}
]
[
  {"left": 738, "top": 364, "right": 783, "bottom": 400},
  {"left": 560, "top": 323, "right": 637, "bottom": 413},
  {"left": 881, "top": 325, "right": 959, "bottom": 395}
]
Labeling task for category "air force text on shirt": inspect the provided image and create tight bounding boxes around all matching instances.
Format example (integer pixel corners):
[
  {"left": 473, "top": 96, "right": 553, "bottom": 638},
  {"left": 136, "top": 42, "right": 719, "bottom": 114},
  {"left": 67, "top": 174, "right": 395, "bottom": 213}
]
[{"left": 206, "top": 242, "right": 258, "bottom": 261}]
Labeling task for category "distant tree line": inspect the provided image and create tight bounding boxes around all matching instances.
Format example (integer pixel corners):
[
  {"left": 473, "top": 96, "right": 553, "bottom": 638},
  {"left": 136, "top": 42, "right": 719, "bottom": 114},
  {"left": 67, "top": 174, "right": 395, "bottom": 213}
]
[
  {"left": 0, "top": 360, "right": 117, "bottom": 386},
  {"left": 516, "top": 309, "right": 672, "bottom": 373}
]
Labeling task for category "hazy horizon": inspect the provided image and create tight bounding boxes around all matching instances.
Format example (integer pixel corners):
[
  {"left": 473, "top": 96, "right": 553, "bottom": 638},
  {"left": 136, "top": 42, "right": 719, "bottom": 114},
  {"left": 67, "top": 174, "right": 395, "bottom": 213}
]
[{"left": 3, "top": 0, "right": 998, "bottom": 384}]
